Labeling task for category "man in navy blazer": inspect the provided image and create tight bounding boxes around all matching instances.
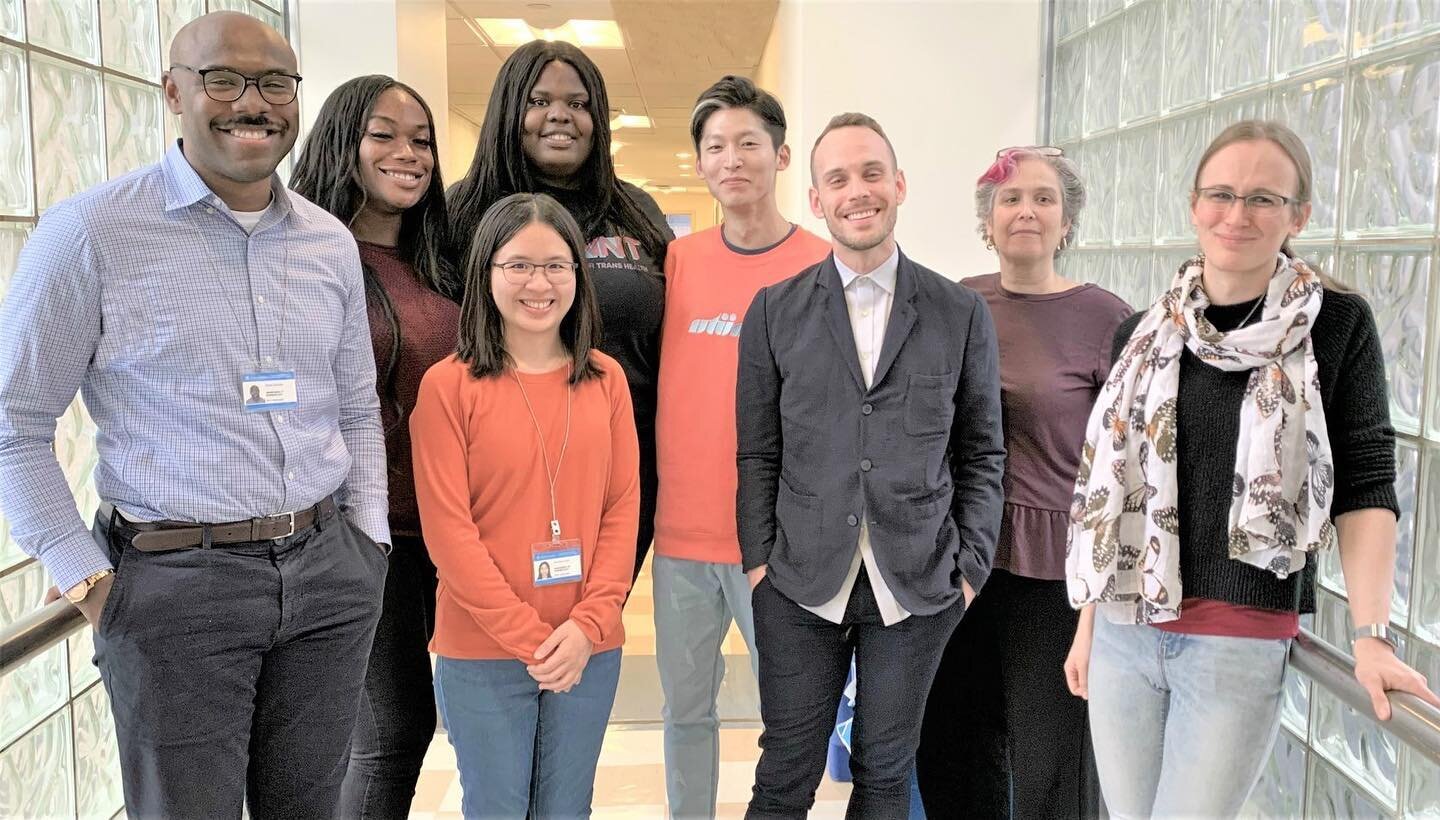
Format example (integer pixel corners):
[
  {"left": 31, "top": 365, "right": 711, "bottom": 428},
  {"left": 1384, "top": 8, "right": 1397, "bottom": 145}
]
[{"left": 736, "top": 112, "right": 1005, "bottom": 820}]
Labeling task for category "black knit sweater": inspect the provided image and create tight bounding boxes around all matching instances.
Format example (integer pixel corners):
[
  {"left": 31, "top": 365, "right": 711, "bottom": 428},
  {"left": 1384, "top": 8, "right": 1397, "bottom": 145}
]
[{"left": 1111, "top": 289, "right": 1399, "bottom": 614}]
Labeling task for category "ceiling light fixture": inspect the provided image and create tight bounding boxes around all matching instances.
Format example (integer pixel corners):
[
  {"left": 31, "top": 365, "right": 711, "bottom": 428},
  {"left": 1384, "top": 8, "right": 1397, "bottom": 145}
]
[
  {"left": 610, "top": 113, "right": 652, "bottom": 130},
  {"left": 674, "top": 151, "right": 692, "bottom": 159},
  {"left": 474, "top": 18, "right": 623, "bottom": 49}
]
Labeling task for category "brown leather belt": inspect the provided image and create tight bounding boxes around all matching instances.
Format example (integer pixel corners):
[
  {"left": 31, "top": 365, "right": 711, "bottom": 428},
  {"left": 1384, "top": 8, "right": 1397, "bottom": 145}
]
[{"left": 109, "top": 498, "right": 337, "bottom": 552}]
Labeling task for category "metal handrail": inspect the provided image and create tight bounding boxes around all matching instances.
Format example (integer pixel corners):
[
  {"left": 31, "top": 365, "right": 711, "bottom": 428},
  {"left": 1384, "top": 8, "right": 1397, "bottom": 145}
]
[
  {"left": 0, "top": 598, "right": 86, "bottom": 677},
  {"left": 1290, "top": 629, "right": 1440, "bottom": 766},
  {"left": 2, "top": 603, "right": 1438, "bottom": 765}
]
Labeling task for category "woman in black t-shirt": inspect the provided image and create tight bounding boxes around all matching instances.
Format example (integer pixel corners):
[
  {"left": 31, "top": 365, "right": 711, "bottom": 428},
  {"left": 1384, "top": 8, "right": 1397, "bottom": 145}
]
[{"left": 448, "top": 40, "right": 672, "bottom": 582}]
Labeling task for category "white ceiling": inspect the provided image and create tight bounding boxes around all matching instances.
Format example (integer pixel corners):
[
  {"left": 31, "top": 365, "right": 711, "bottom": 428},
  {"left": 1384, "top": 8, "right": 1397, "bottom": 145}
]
[{"left": 445, "top": 0, "right": 779, "bottom": 191}]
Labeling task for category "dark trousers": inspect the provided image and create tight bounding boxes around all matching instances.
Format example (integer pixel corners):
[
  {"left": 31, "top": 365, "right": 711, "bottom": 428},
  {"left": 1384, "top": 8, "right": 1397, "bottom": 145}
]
[
  {"left": 92, "top": 506, "right": 387, "bottom": 819},
  {"left": 633, "top": 437, "right": 658, "bottom": 582},
  {"left": 748, "top": 568, "right": 964, "bottom": 820},
  {"left": 339, "top": 533, "right": 438, "bottom": 819},
  {"left": 916, "top": 569, "right": 1097, "bottom": 819}
]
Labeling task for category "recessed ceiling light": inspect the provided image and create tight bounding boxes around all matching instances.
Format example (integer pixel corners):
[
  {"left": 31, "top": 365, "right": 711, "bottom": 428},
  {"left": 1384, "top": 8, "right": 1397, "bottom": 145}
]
[
  {"left": 679, "top": 173, "right": 690, "bottom": 178},
  {"left": 610, "top": 114, "right": 651, "bottom": 130},
  {"left": 474, "top": 18, "right": 532, "bottom": 45},
  {"left": 674, "top": 151, "right": 692, "bottom": 159},
  {"left": 610, "top": 140, "right": 624, "bottom": 155},
  {"left": 678, "top": 163, "right": 691, "bottom": 170},
  {"left": 474, "top": 18, "right": 623, "bottom": 48}
]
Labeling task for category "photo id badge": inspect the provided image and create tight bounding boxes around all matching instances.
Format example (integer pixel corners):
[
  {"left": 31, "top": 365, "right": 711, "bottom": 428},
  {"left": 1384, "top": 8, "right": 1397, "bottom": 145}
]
[
  {"left": 532, "top": 539, "right": 582, "bottom": 587},
  {"left": 242, "top": 371, "right": 299, "bottom": 412}
]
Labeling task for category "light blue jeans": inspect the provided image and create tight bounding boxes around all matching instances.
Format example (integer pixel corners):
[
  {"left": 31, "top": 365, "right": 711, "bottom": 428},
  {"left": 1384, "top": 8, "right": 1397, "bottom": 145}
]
[
  {"left": 434, "top": 648, "right": 622, "bottom": 819},
  {"left": 653, "top": 554, "right": 759, "bottom": 819},
  {"left": 1087, "top": 617, "right": 1290, "bottom": 819}
]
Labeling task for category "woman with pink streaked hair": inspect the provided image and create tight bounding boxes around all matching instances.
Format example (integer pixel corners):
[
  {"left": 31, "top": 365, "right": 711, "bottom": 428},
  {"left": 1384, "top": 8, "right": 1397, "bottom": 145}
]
[{"left": 916, "top": 146, "right": 1130, "bottom": 819}]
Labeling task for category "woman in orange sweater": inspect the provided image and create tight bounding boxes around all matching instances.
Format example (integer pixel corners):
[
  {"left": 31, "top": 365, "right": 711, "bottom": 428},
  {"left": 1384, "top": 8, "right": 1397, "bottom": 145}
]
[{"left": 411, "top": 192, "right": 639, "bottom": 818}]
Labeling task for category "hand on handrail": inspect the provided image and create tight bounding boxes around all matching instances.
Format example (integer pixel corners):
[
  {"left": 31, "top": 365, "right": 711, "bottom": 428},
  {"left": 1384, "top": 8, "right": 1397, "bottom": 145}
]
[{"left": 1353, "top": 637, "right": 1440, "bottom": 721}]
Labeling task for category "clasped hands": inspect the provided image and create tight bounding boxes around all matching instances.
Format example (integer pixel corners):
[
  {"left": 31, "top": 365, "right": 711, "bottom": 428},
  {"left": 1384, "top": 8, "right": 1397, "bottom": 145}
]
[{"left": 527, "top": 618, "right": 593, "bottom": 693}]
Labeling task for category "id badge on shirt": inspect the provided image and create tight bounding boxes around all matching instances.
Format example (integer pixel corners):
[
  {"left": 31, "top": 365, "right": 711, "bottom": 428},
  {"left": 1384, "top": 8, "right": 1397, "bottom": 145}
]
[
  {"left": 242, "top": 371, "right": 298, "bottom": 412},
  {"left": 533, "top": 539, "right": 583, "bottom": 586}
]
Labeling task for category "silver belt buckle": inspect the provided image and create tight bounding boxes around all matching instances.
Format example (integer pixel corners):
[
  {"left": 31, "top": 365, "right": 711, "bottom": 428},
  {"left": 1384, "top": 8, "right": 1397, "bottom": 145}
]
[{"left": 273, "top": 511, "right": 296, "bottom": 541}]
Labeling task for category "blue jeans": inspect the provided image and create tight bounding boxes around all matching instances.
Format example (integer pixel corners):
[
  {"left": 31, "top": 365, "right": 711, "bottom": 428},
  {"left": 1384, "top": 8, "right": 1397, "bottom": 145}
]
[
  {"left": 434, "top": 648, "right": 623, "bottom": 819},
  {"left": 1087, "top": 617, "right": 1290, "bottom": 819},
  {"left": 653, "top": 554, "right": 759, "bottom": 819}
]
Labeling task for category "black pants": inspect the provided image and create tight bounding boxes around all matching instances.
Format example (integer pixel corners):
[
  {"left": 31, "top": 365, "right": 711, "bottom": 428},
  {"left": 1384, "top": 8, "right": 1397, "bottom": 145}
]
[
  {"left": 748, "top": 568, "right": 964, "bottom": 820},
  {"left": 633, "top": 436, "right": 658, "bottom": 582},
  {"left": 339, "top": 533, "right": 438, "bottom": 819},
  {"left": 916, "top": 569, "right": 1097, "bottom": 819},
  {"left": 92, "top": 506, "right": 387, "bottom": 819}
]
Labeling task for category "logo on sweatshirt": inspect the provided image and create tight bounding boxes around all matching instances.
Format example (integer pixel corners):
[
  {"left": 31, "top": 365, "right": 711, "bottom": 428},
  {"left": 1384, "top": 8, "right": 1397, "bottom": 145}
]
[
  {"left": 586, "top": 235, "right": 643, "bottom": 261},
  {"left": 687, "top": 312, "right": 743, "bottom": 337}
]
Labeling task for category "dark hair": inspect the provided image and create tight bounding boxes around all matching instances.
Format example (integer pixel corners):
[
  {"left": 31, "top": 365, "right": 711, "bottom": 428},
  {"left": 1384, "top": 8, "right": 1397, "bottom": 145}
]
[
  {"left": 456, "top": 193, "right": 603, "bottom": 384},
  {"left": 289, "top": 74, "right": 460, "bottom": 434},
  {"left": 447, "top": 40, "right": 668, "bottom": 268},
  {"left": 689, "top": 75, "right": 786, "bottom": 150},
  {"left": 810, "top": 112, "right": 897, "bottom": 183}
]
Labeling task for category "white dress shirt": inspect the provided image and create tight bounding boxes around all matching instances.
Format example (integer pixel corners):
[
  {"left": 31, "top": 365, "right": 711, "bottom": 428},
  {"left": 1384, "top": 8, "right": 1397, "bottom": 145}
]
[{"left": 800, "top": 248, "right": 912, "bottom": 626}]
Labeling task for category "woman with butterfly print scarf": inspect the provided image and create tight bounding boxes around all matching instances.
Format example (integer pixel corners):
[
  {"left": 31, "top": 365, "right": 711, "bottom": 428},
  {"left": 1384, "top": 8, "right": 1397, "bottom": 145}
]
[
  {"left": 915, "top": 147, "right": 1130, "bottom": 820},
  {"left": 1062, "top": 120, "right": 1440, "bottom": 819}
]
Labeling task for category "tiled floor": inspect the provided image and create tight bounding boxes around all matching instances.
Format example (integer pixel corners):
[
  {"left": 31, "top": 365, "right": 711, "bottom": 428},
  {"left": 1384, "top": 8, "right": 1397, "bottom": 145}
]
[{"left": 409, "top": 557, "right": 854, "bottom": 819}]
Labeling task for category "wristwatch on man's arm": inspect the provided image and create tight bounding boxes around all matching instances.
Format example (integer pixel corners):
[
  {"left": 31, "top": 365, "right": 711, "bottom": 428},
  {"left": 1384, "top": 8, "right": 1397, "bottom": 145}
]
[{"left": 64, "top": 569, "right": 114, "bottom": 604}]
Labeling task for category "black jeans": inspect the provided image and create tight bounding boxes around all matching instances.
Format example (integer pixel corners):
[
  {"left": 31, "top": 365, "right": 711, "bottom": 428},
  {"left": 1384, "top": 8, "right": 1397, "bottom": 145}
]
[
  {"left": 748, "top": 568, "right": 964, "bottom": 820},
  {"left": 92, "top": 505, "right": 387, "bottom": 819},
  {"left": 916, "top": 569, "right": 1098, "bottom": 819},
  {"left": 339, "top": 533, "right": 438, "bottom": 819},
  {"left": 633, "top": 436, "right": 658, "bottom": 583}
]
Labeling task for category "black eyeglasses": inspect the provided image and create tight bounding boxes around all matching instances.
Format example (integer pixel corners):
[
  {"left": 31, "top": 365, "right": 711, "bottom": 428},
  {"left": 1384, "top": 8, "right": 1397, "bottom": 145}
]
[{"left": 170, "top": 64, "right": 302, "bottom": 105}]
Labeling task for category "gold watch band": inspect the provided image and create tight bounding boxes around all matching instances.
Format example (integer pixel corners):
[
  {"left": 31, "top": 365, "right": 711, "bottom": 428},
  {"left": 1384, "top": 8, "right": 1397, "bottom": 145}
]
[{"left": 64, "top": 569, "right": 114, "bottom": 604}]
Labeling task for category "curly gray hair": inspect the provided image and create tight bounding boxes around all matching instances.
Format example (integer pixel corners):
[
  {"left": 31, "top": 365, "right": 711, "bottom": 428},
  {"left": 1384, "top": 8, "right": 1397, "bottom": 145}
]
[{"left": 974, "top": 149, "right": 1086, "bottom": 258}]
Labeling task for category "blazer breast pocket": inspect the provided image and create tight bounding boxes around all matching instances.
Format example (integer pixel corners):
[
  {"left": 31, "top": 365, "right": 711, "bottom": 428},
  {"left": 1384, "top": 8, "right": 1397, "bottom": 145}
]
[{"left": 904, "top": 372, "right": 960, "bottom": 436}]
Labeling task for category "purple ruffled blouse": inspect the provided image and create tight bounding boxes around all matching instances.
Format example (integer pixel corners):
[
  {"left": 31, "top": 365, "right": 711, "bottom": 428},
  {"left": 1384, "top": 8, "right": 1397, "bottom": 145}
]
[{"left": 962, "top": 273, "right": 1132, "bottom": 580}]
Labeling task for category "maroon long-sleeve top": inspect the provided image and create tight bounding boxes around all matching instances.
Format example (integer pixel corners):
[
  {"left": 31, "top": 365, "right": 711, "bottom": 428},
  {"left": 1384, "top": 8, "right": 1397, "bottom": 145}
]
[
  {"left": 963, "top": 273, "right": 1132, "bottom": 580},
  {"left": 360, "top": 241, "right": 460, "bottom": 537}
]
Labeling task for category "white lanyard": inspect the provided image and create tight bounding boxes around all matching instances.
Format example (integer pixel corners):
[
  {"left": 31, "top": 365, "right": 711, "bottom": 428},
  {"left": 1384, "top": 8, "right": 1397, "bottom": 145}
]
[{"left": 510, "top": 369, "right": 572, "bottom": 541}]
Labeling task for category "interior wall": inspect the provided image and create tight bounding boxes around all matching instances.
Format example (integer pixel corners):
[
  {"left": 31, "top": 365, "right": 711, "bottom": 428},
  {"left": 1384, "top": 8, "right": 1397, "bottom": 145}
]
[
  {"left": 756, "top": 0, "right": 1045, "bottom": 280},
  {"left": 295, "top": 0, "right": 400, "bottom": 135},
  {"left": 446, "top": 111, "right": 481, "bottom": 186},
  {"left": 295, "top": 0, "right": 451, "bottom": 175},
  {"left": 648, "top": 191, "right": 721, "bottom": 234},
  {"left": 755, "top": 0, "right": 807, "bottom": 232}
]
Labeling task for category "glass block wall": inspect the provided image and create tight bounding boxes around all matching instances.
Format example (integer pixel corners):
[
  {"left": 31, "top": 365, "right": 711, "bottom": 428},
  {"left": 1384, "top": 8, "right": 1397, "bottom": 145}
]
[
  {"left": 0, "top": 0, "right": 286, "bottom": 815},
  {"left": 1049, "top": 0, "right": 1439, "bottom": 816}
]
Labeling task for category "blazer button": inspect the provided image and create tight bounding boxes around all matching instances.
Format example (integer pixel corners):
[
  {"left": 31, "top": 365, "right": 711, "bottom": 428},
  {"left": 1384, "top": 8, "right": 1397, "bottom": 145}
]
[
  {"left": 846, "top": 514, "right": 859, "bottom": 527},
  {"left": 860, "top": 458, "right": 873, "bottom": 471},
  {"left": 861, "top": 403, "right": 873, "bottom": 415}
]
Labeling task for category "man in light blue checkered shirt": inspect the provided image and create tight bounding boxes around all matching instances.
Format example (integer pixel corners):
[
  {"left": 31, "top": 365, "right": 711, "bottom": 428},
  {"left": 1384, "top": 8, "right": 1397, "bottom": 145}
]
[{"left": 0, "top": 12, "right": 390, "bottom": 817}]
